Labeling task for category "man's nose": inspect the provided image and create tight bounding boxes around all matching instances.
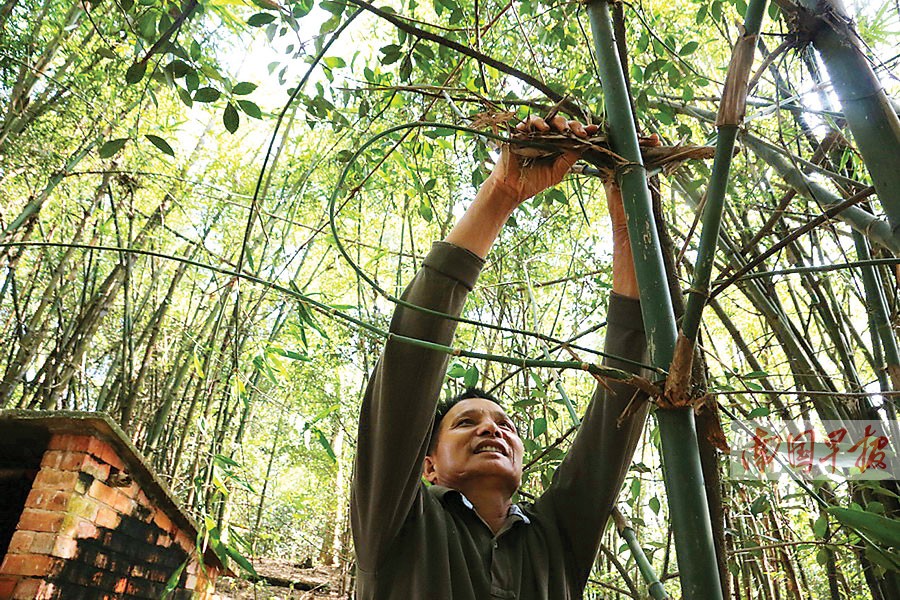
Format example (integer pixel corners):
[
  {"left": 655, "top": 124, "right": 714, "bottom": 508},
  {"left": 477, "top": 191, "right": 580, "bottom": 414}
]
[{"left": 476, "top": 420, "right": 502, "bottom": 436}]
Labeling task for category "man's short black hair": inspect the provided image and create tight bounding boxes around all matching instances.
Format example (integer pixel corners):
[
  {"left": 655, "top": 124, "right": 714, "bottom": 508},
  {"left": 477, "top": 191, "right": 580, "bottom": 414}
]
[{"left": 428, "top": 388, "right": 503, "bottom": 453}]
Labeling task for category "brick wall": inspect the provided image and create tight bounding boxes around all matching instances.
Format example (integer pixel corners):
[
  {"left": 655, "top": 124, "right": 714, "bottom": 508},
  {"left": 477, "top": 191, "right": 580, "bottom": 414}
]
[{"left": 0, "top": 433, "right": 219, "bottom": 599}]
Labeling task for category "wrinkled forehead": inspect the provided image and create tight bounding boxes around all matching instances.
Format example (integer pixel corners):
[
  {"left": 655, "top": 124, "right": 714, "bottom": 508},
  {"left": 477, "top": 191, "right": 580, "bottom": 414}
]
[{"left": 443, "top": 397, "right": 510, "bottom": 423}]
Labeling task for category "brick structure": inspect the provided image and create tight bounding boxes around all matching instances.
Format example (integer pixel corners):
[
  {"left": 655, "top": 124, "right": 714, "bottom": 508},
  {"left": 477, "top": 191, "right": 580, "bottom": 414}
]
[{"left": 0, "top": 411, "right": 226, "bottom": 599}]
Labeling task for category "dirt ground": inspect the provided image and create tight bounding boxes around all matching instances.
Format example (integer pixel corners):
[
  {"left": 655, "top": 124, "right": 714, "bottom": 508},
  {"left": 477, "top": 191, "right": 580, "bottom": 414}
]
[{"left": 216, "top": 559, "right": 351, "bottom": 600}]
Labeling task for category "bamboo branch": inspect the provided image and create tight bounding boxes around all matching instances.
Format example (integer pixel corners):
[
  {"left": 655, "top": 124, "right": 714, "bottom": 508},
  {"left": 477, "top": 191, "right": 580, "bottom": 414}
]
[{"left": 342, "top": 0, "right": 586, "bottom": 120}]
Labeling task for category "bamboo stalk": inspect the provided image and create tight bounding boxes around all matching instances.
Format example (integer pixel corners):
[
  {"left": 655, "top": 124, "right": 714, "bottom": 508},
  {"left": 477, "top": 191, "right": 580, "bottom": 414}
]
[
  {"left": 612, "top": 508, "right": 671, "bottom": 599},
  {"left": 789, "top": 0, "right": 900, "bottom": 236},
  {"left": 583, "top": 2, "right": 722, "bottom": 597},
  {"left": 742, "top": 135, "right": 900, "bottom": 253},
  {"left": 678, "top": 0, "right": 767, "bottom": 362},
  {"left": 853, "top": 232, "right": 900, "bottom": 393}
]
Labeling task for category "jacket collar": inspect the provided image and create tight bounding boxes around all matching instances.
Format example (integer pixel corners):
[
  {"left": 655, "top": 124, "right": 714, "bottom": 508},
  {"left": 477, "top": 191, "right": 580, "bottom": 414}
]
[{"left": 431, "top": 485, "right": 532, "bottom": 527}]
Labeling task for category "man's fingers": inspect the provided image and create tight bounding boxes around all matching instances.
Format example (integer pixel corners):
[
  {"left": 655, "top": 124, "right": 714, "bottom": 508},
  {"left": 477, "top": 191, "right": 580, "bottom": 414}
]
[
  {"left": 516, "top": 116, "right": 598, "bottom": 141},
  {"left": 517, "top": 115, "right": 550, "bottom": 132},
  {"left": 549, "top": 115, "right": 568, "bottom": 132},
  {"left": 568, "top": 120, "right": 587, "bottom": 138},
  {"left": 639, "top": 133, "right": 662, "bottom": 147}
]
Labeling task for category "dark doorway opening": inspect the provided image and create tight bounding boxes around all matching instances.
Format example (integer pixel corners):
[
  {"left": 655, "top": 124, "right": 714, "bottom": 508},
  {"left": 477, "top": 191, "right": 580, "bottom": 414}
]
[{"left": 0, "top": 423, "right": 48, "bottom": 559}]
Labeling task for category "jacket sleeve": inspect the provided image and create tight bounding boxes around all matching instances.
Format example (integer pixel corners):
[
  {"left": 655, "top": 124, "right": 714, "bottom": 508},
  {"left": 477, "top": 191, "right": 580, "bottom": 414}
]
[
  {"left": 537, "top": 293, "right": 651, "bottom": 585},
  {"left": 350, "top": 241, "right": 484, "bottom": 574}
]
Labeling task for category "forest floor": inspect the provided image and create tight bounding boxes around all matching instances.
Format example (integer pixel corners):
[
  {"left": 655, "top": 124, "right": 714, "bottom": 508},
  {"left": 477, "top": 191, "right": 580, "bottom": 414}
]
[{"left": 216, "top": 559, "right": 351, "bottom": 599}]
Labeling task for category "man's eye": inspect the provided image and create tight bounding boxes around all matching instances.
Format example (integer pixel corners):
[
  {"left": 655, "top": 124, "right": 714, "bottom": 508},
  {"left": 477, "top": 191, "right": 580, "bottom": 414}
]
[
  {"left": 500, "top": 421, "right": 515, "bottom": 431},
  {"left": 456, "top": 418, "right": 473, "bottom": 426}
]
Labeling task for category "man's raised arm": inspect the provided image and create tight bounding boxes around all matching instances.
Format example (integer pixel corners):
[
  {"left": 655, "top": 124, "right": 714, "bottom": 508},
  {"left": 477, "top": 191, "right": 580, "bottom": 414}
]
[
  {"left": 537, "top": 180, "right": 652, "bottom": 586},
  {"left": 351, "top": 116, "right": 594, "bottom": 573}
]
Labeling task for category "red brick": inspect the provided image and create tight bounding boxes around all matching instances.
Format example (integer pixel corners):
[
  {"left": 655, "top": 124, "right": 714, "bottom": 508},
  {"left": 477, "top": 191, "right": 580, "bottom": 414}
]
[
  {"left": 0, "top": 577, "right": 16, "bottom": 597},
  {"left": 81, "top": 454, "right": 110, "bottom": 480},
  {"left": 121, "top": 482, "right": 139, "bottom": 499},
  {"left": 89, "top": 552, "right": 110, "bottom": 571},
  {"left": 87, "top": 480, "right": 118, "bottom": 507},
  {"left": 153, "top": 510, "right": 173, "bottom": 533},
  {"left": 174, "top": 530, "right": 192, "bottom": 552},
  {"left": 89, "top": 439, "right": 125, "bottom": 470},
  {"left": 58, "top": 451, "right": 88, "bottom": 471},
  {"left": 34, "top": 582, "right": 57, "bottom": 600},
  {"left": 136, "top": 489, "right": 151, "bottom": 508},
  {"left": 40, "top": 450, "right": 64, "bottom": 469},
  {"left": 111, "top": 490, "right": 134, "bottom": 514},
  {"left": 7, "top": 531, "right": 34, "bottom": 554},
  {"left": 29, "top": 532, "right": 55, "bottom": 554},
  {"left": 45, "top": 434, "right": 71, "bottom": 451},
  {"left": 16, "top": 509, "right": 64, "bottom": 533},
  {"left": 67, "top": 496, "right": 99, "bottom": 522},
  {"left": 11, "top": 578, "right": 41, "bottom": 600},
  {"left": 113, "top": 576, "right": 127, "bottom": 593},
  {"left": 25, "top": 488, "right": 70, "bottom": 512},
  {"left": 74, "top": 519, "right": 98, "bottom": 539},
  {"left": 51, "top": 536, "right": 77, "bottom": 559},
  {"left": 46, "top": 434, "right": 92, "bottom": 453},
  {"left": 31, "top": 469, "right": 78, "bottom": 491},
  {"left": 0, "top": 553, "right": 56, "bottom": 577},
  {"left": 95, "top": 506, "right": 120, "bottom": 529}
]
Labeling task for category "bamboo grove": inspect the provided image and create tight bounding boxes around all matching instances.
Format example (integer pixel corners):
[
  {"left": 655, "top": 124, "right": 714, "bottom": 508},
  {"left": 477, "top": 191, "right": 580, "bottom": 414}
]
[{"left": 1, "top": 0, "right": 899, "bottom": 597}]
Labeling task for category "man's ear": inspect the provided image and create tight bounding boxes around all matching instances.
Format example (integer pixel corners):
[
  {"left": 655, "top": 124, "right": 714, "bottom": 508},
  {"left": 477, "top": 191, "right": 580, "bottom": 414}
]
[{"left": 423, "top": 454, "right": 439, "bottom": 485}]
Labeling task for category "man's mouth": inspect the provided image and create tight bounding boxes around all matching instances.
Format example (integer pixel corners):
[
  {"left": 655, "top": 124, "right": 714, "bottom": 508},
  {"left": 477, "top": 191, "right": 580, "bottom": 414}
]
[{"left": 474, "top": 442, "right": 507, "bottom": 456}]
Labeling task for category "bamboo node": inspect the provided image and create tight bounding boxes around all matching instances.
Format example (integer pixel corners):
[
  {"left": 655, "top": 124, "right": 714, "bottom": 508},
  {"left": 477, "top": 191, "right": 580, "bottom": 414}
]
[
  {"left": 716, "top": 32, "right": 758, "bottom": 127},
  {"left": 663, "top": 333, "right": 695, "bottom": 404}
]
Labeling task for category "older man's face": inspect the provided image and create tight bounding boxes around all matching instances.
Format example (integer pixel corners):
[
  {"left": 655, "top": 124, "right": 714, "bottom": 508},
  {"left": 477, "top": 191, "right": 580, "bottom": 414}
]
[{"left": 423, "top": 397, "right": 524, "bottom": 497}]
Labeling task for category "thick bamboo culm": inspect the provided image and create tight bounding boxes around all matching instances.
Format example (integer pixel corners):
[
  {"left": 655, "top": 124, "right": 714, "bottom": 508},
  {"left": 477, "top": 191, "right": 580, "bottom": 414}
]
[
  {"left": 584, "top": 1, "right": 724, "bottom": 598},
  {"left": 785, "top": 0, "right": 900, "bottom": 236}
]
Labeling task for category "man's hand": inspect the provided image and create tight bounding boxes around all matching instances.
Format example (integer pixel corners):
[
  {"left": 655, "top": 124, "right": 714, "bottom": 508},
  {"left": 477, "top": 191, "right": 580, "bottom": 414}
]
[
  {"left": 446, "top": 116, "right": 597, "bottom": 258},
  {"left": 482, "top": 116, "right": 600, "bottom": 211}
]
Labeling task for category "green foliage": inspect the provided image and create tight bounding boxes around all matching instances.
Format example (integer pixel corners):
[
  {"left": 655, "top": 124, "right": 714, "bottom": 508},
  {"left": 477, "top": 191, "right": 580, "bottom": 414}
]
[{"left": 1, "top": 0, "right": 898, "bottom": 595}]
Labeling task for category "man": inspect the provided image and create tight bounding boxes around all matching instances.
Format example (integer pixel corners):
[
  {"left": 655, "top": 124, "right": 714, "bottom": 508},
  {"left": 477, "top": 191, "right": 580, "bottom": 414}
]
[{"left": 351, "top": 115, "right": 650, "bottom": 599}]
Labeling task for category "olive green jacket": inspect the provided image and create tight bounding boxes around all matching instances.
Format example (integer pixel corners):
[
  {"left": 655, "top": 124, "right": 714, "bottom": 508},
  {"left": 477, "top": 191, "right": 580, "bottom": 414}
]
[{"left": 352, "top": 241, "right": 649, "bottom": 600}]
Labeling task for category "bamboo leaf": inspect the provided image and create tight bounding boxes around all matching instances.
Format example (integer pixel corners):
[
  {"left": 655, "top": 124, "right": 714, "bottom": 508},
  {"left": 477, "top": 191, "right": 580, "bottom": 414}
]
[
  {"left": 99, "top": 138, "right": 128, "bottom": 158},
  {"left": 145, "top": 134, "right": 175, "bottom": 157},
  {"left": 813, "top": 514, "right": 828, "bottom": 539},
  {"left": 828, "top": 506, "right": 900, "bottom": 547},
  {"left": 232, "top": 81, "right": 257, "bottom": 95},
  {"left": 679, "top": 41, "right": 699, "bottom": 55},
  {"left": 237, "top": 100, "right": 262, "bottom": 119},
  {"left": 193, "top": 86, "right": 221, "bottom": 102},
  {"left": 125, "top": 62, "right": 147, "bottom": 84},
  {"left": 447, "top": 363, "right": 466, "bottom": 378},
  {"left": 323, "top": 56, "right": 346, "bottom": 69},
  {"left": 162, "top": 559, "right": 188, "bottom": 598},
  {"left": 223, "top": 103, "right": 239, "bottom": 133},
  {"left": 463, "top": 365, "right": 479, "bottom": 388},
  {"left": 247, "top": 12, "right": 276, "bottom": 26},
  {"left": 314, "top": 428, "right": 337, "bottom": 462},
  {"left": 223, "top": 543, "right": 258, "bottom": 577}
]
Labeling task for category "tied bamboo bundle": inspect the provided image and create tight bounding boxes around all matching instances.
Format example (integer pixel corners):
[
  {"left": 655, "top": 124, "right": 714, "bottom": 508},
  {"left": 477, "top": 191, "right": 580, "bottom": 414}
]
[
  {"left": 469, "top": 109, "right": 727, "bottom": 179},
  {"left": 507, "top": 127, "right": 728, "bottom": 180}
]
